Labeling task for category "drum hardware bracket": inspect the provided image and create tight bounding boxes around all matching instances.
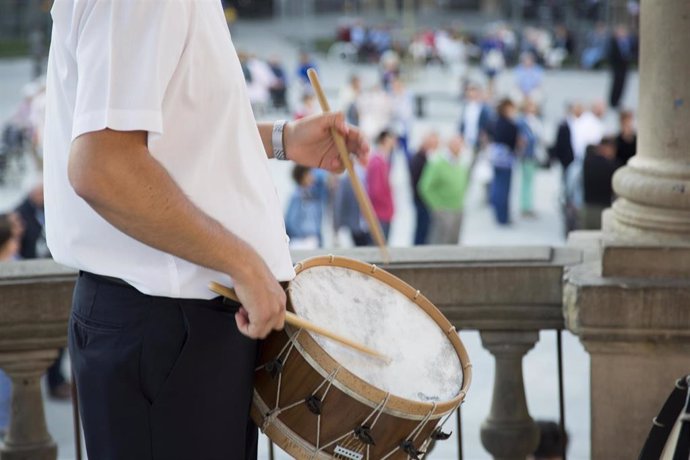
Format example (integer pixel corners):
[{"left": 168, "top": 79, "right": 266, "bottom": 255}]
[
  {"left": 430, "top": 427, "right": 452, "bottom": 440},
  {"left": 265, "top": 358, "right": 284, "bottom": 379},
  {"left": 354, "top": 424, "right": 376, "bottom": 445},
  {"left": 305, "top": 395, "right": 323, "bottom": 415},
  {"left": 399, "top": 439, "right": 425, "bottom": 460}
]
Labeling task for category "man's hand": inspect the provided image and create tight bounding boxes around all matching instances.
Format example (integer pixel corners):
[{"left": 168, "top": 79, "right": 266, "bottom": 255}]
[
  {"left": 284, "top": 112, "right": 370, "bottom": 173},
  {"left": 232, "top": 254, "right": 286, "bottom": 340}
]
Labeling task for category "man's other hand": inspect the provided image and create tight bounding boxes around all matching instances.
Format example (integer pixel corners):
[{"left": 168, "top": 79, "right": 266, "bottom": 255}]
[{"left": 283, "top": 112, "right": 370, "bottom": 173}]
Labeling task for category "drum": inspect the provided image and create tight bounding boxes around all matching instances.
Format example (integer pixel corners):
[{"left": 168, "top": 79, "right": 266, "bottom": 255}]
[{"left": 252, "top": 255, "right": 472, "bottom": 459}]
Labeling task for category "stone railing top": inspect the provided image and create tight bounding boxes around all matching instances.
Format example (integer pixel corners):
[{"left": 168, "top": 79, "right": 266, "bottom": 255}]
[
  {"left": 0, "top": 246, "right": 581, "bottom": 352},
  {"left": 291, "top": 245, "right": 580, "bottom": 266}
]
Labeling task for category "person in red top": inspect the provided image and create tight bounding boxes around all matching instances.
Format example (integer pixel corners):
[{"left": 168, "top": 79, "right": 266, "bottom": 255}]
[{"left": 366, "top": 130, "right": 397, "bottom": 240}]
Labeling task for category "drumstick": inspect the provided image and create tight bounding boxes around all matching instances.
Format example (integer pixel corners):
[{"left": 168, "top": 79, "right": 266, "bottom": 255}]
[
  {"left": 209, "top": 282, "right": 391, "bottom": 364},
  {"left": 306, "top": 68, "right": 390, "bottom": 264}
]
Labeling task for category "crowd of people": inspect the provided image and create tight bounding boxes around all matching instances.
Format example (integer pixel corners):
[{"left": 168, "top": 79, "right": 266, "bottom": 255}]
[{"left": 268, "top": 46, "right": 638, "bottom": 249}]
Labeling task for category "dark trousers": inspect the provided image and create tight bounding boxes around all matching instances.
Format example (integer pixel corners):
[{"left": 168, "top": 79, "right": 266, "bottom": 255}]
[
  {"left": 491, "top": 166, "right": 513, "bottom": 225},
  {"left": 381, "top": 221, "right": 391, "bottom": 241},
  {"left": 69, "top": 272, "right": 258, "bottom": 460},
  {"left": 351, "top": 230, "right": 372, "bottom": 247},
  {"left": 609, "top": 66, "right": 628, "bottom": 108},
  {"left": 46, "top": 348, "right": 66, "bottom": 389},
  {"left": 413, "top": 199, "right": 431, "bottom": 245}
]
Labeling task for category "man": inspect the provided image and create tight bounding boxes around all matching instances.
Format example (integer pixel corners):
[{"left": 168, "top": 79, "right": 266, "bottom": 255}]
[
  {"left": 615, "top": 109, "right": 637, "bottom": 166},
  {"left": 514, "top": 52, "right": 544, "bottom": 102},
  {"left": 608, "top": 25, "right": 634, "bottom": 109},
  {"left": 581, "top": 137, "right": 618, "bottom": 230},
  {"left": 44, "top": 2, "right": 368, "bottom": 459},
  {"left": 409, "top": 131, "right": 439, "bottom": 245},
  {"left": 458, "top": 83, "right": 493, "bottom": 202},
  {"left": 548, "top": 103, "right": 578, "bottom": 172},
  {"left": 334, "top": 156, "right": 371, "bottom": 247},
  {"left": 458, "top": 83, "right": 492, "bottom": 154},
  {"left": 418, "top": 135, "right": 470, "bottom": 244},
  {"left": 15, "top": 181, "right": 49, "bottom": 261},
  {"left": 567, "top": 100, "right": 606, "bottom": 227}
]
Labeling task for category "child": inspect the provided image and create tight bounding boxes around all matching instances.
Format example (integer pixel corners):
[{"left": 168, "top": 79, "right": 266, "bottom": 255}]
[{"left": 285, "top": 166, "right": 322, "bottom": 249}]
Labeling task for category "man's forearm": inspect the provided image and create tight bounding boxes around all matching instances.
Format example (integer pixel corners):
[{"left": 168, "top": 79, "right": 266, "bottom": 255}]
[
  {"left": 69, "top": 130, "right": 263, "bottom": 283},
  {"left": 257, "top": 122, "right": 275, "bottom": 159}
]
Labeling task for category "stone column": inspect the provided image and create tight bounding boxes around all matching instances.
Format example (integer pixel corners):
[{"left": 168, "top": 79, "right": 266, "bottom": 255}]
[
  {"left": 606, "top": 0, "right": 690, "bottom": 244},
  {"left": 0, "top": 350, "right": 58, "bottom": 460},
  {"left": 479, "top": 331, "right": 540, "bottom": 460},
  {"left": 566, "top": 5, "right": 690, "bottom": 456}
]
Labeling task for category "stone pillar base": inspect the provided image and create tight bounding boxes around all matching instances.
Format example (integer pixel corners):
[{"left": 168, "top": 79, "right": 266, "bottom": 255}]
[{"left": 565, "top": 231, "right": 690, "bottom": 459}]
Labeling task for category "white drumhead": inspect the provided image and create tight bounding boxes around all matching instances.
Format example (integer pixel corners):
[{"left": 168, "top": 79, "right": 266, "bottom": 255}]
[{"left": 289, "top": 265, "right": 463, "bottom": 402}]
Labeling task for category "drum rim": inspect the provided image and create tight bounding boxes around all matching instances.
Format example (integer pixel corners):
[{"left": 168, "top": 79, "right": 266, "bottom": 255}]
[{"left": 284, "top": 254, "right": 472, "bottom": 417}]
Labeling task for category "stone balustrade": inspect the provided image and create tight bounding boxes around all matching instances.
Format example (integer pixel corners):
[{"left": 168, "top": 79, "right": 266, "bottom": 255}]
[{"left": 0, "top": 246, "right": 580, "bottom": 459}]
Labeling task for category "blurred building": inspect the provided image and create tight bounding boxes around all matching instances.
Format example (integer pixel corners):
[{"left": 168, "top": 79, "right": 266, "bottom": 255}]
[{"left": 0, "top": 0, "right": 51, "bottom": 41}]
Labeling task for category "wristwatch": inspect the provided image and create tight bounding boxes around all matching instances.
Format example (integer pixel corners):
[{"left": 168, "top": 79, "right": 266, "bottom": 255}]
[{"left": 272, "top": 120, "right": 288, "bottom": 161}]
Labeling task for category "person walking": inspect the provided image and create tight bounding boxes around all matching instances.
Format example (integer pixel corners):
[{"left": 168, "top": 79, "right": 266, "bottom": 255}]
[
  {"left": 43, "top": 2, "right": 369, "bottom": 458},
  {"left": 409, "top": 131, "right": 439, "bottom": 245},
  {"left": 489, "top": 99, "right": 520, "bottom": 225},
  {"left": 608, "top": 25, "right": 634, "bottom": 109},
  {"left": 366, "top": 130, "right": 396, "bottom": 240},
  {"left": 418, "top": 135, "right": 470, "bottom": 245},
  {"left": 334, "top": 157, "right": 371, "bottom": 247},
  {"left": 390, "top": 77, "right": 414, "bottom": 163},
  {"left": 615, "top": 109, "right": 637, "bottom": 166},
  {"left": 514, "top": 52, "right": 544, "bottom": 103},
  {"left": 459, "top": 83, "right": 493, "bottom": 202},
  {"left": 517, "top": 99, "right": 543, "bottom": 217},
  {"left": 284, "top": 166, "right": 322, "bottom": 249},
  {"left": 581, "top": 138, "right": 618, "bottom": 229}
]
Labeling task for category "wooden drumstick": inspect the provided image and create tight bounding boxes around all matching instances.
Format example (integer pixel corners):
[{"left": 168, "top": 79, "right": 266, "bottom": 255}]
[
  {"left": 209, "top": 282, "right": 391, "bottom": 364},
  {"left": 306, "top": 68, "right": 390, "bottom": 264}
]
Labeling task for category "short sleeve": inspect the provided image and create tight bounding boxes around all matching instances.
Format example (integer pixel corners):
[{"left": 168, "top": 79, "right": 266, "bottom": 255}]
[{"left": 72, "top": 0, "right": 189, "bottom": 140}]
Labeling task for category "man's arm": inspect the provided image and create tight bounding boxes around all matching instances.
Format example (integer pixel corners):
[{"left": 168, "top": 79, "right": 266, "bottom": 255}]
[
  {"left": 69, "top": 128, "right": 285, "bottom": 339},
  {"left": 257, "top": 122, "right": 276, "bottom": 159}
]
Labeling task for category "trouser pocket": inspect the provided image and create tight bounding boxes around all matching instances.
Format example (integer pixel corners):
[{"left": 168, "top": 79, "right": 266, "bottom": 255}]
[{"left": 139, "top": 301, "right": 189, "bottom": 405}]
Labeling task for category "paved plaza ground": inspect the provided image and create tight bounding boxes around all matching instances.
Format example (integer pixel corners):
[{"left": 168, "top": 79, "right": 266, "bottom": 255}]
[{"left": 0, "top": 14, "right": 640, "bottom": 459}]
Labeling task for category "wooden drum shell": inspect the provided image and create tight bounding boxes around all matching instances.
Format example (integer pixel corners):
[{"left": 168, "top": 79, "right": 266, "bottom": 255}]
[{"left": 251, "top": 256, "right": 472, "bottom": 459}]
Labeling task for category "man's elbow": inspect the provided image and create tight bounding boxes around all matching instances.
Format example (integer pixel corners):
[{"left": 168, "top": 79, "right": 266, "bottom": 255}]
[
  {"left": 68, "top": 147, "right": 100, "bottom": 203},
  {"left": 68, "top": 129, "right": 146, "bottom": 205}
]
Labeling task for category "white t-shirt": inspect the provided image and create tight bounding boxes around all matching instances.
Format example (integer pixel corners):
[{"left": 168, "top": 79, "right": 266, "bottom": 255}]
[{"left": 44, "top": 0, "right": 295, "bottom": 299}]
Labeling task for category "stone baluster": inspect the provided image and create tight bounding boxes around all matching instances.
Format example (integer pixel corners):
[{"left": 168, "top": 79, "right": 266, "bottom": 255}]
[
  {"left": 479, "top": 331, "right": 540, "bottom": 460},
  {"left": 0, "top": 350, "right": 59, "bottom": 460}
]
